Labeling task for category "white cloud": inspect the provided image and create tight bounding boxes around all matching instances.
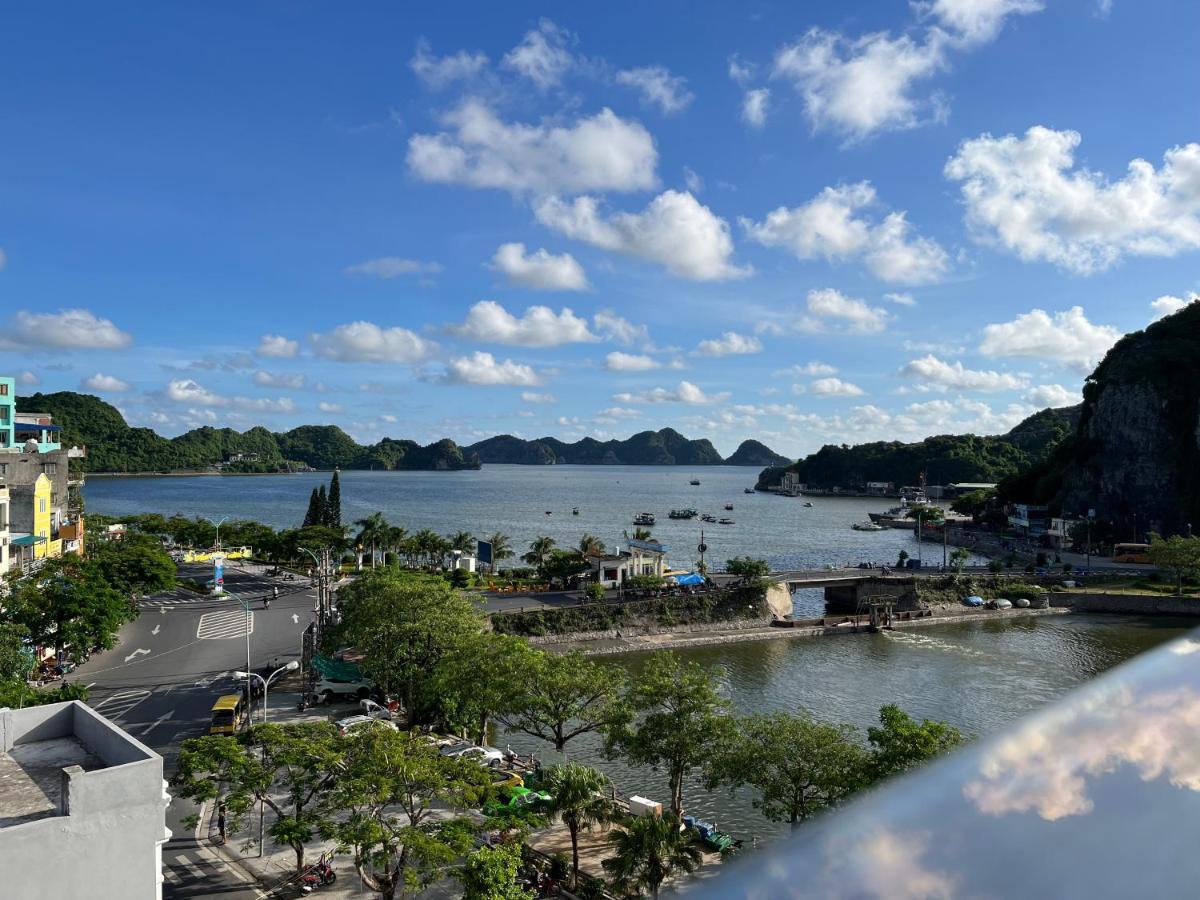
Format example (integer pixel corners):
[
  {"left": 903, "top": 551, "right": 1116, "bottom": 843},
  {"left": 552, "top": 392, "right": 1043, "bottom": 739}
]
[
  {"left": 310, "top": 322, "right": 434, "bottom": 363},
  {"left": 164, "top": 379, "right": 295, "bottom": 413},
  {"left": 900, "top": 355, "right": 1029, "bottom": 392},
  {"left": 593, "top": 309, "right": 651, "bottom": 347},
  {"left": 945, "top": 127, "right": 1200, "bottom": 274},
  {"left": 253, "top": 370, "right": 306, "bottom": 389},
  {"left": 616, "top": 66, "right": 694, "bottom": 114},
  {"left": 727, "top": 55, "right": 755, "bottom": 85},
  {"left": 802, "top": 288, "right": 890, "bottom": 334},
  {"left": 257, "top": 334, "right": 298, "bottom": 358},
  {"left": 489, "top": 242, "right": 589, "bottom": 291},
  {"left": 407, "top": 99, "right": 658, "bottom": 196},
  {"left": 742, "top": 88, "right": 770, "bottom": 128},
  {"left": 597, "top": 406, "right": 642, "bottom": 419},
  {"left": 1150, "top": 293, "right": 1198, "bottom": 320},
  {"left": 502, "top": 19, "right": 573, "bottom": 89},
  {"left": 15, "top": 370, "right": 39, "bottom": 387},
  {"left": 444, "top": 351, "right": 541, "bottom": 386},
  {"left": 775, "top": 361, "right": 837, "bottom": 377},
  {"left": 82, "top": 373, "right": 131, "bottom": 393},
  {"left": 451, "top": 300, "right": 597, "bottom": 347},
  {"left": 742, "top": 182, "right": 948, "bottom": 284},
  {"left": 1025, "top": 384, "right": 1080, "bottom": 407},
  {"left": 694, "top": 332, "right": 763, "bottom": 357},
  {"left": 344, "top": 257, "right": 444, "bottom": 278},
  {"left": 521, "top": 391, "right": 557, "bottom": 404},
  {"left": 0, "top": 248, "right": 6, "bottom": 269},
  {"left": 535, "top": 191, "right": 750, "bottom": 281},
  {"left": 683, "top": 167, "right": 704, "bottom": 194},
  {"left": 922, "top": 0, "right": 1044, "bottom": 45},
  {"left": 317, "top": 401, "right": 343, "bottom": 414},
  {"left": 605, "top": 351, "right": 660, "bottom": 372},
  {"left": 885, "top": 292, "right": 917, "bottom": 306},
  {"left": 0, "top": 308, "right": 132, "bottom": 350},
  {"left": 613, "top": 380, "right": 729, "bottom": 405},
  {"left": 979, "top": 306, "right": 1121, "bottom": 372},
  {"left": 811, "top": 377, "right": 865, "bottom": 397},
  {"left": 409, "top": 38, "right": 488, "bottom": 89}
]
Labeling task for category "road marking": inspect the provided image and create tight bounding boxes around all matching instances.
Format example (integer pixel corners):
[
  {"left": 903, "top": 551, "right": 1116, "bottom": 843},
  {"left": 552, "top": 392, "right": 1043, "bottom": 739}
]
[
  {"left": 136, "top": 711, "right": 175, "bottom": 736},
  {"left": 194, "top": 670, "right": 230, "bottom": 688},
  {"left": 124, "top": 648, "right": 151, "bottom": 662},
  {"left": 151, "top": 624, "right": 161, "bottom": 635},
  {"left": 197, "top": 609, "right": 254, "bottom": 640},
  {"left": 292, "top": 613, "right": 300, "bottom": 624},
  {"left": 93, "top": 689, "right": 152, "bottom": 723},
  {"left": 85, "top": 682, "right": 96, "bottom": 690}
]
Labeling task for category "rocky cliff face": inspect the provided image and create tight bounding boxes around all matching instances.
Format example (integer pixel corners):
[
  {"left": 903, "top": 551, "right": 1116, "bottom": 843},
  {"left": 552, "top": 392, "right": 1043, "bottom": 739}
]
[{"left": 1055, "top": 303, "right": 1200, "bottom": 535}]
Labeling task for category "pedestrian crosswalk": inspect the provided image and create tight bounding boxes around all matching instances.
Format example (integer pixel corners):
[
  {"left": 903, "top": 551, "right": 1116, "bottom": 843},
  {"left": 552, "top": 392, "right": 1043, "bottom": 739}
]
[
  {"left": 92, "top": 688, "right": 152, "bottom": 724},
  {"left": 197, "top": 609, "right": 254, "bottom": 640}
]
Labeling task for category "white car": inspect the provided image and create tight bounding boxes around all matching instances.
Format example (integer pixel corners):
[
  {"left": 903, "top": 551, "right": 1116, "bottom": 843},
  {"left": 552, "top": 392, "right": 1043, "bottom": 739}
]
[
  {"left": 359, "top": 698, "right": 397, "bottom": 720},
  {"left": 335, "top": 715, "right": 399, "bottom": 737},
  {"left": 315, "top": 676, "right": 374, "bottom": 704},
  {"left": 439, "top": 742, "right": 505, "bottom": 767}
]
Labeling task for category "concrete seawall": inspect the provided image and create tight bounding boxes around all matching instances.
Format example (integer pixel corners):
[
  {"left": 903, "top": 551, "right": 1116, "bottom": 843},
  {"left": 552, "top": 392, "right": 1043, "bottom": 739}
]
[{"left": 1051, "top": 592, "right": 1200, "bottom": 616}]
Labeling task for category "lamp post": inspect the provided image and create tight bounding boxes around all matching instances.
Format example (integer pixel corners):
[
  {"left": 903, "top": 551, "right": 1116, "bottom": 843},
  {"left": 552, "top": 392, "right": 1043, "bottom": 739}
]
[
  {"left": 234, "top": 660, "right": 299, "bottom": 856},
  {"left": 916, "top": 510, "right": 923, "bottom": 568},
  {"left": 206, "top": 516, "right": 229, "bottom": 550},
  {"left": 221, "top": 589, "right": 254, "bottom": 703}
]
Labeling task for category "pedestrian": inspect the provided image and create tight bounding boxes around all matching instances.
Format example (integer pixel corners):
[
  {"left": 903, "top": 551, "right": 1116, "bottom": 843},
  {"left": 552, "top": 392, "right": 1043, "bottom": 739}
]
[{"left": 217, "top": 802, "right": 227, "bottom": 843}]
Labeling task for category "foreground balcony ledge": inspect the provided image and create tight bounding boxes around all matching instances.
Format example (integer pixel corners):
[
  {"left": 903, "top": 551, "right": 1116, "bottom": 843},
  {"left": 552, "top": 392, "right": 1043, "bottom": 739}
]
[{"left": 690, "top": 626, "right": 1200, "bottom": 899}]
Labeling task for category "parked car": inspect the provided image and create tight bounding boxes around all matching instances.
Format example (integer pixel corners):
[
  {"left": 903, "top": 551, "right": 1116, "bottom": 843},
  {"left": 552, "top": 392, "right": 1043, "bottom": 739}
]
[
  {"left": 359, "top": 698, "right": 395, "bottom": 720},
  {"left": 315, "top": 675, "right": 374, "bottom": 703},
  {"left": 335, "top": 715, "right": 399, "bottom": 737},
  {"left": 491, "top": 769, "right": 524, "bottom": 791},
  {"left": 440, "top": 742, "right": 505, "bottom": 767}
]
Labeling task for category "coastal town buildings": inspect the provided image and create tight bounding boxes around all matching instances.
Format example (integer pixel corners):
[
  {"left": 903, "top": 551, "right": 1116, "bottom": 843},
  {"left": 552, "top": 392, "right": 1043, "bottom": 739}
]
[
  {"left": 0, "top": 701, "right": 170, "bottom": 899},
  {"left": 0, "top": 485, "right": 9, "bottom": 576},
  {"left": 587, "top": 538, "right": 671, "bottom": 588}
]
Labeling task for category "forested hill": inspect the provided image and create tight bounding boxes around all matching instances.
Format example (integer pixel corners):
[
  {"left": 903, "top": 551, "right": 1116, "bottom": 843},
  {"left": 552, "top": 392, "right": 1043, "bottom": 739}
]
[
  {"left": 756, "top": 405, "right": 1081, "bottom": 491},
  {"left": 15, "top": 392, "right": 481, "bottom": 473},
  {"left": 464, "top": 429, "right": 790, "bottom": 465}
]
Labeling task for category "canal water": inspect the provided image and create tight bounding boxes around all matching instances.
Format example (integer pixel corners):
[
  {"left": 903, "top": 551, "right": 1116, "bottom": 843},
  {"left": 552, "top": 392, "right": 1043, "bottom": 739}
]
[{"left": 499, "top": 613, "right": 1194, "bottom": 841}]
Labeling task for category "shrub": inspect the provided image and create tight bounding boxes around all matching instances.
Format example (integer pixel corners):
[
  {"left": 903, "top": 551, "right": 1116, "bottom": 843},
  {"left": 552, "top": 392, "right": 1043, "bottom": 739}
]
[{"left": 584, "top": 582, "right": 605, "bottom": 601}]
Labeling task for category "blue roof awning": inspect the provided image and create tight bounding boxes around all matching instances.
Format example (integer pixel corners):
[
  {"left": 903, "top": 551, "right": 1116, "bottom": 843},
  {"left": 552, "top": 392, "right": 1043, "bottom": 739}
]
[
  {"left": 11, "top": 534, "right": 46, "bottom": 546},
  {"left": 14, "top": 422, "right": 61, "bottom": 431}
]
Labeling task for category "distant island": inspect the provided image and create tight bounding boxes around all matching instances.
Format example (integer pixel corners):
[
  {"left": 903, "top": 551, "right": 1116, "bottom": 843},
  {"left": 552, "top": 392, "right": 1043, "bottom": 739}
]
[{"left": 16, "top": 392, "right": 792, "bottom": 473}]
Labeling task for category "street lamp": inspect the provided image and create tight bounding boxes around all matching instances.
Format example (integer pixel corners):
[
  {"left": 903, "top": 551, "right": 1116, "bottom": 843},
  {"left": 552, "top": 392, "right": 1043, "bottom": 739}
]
[
  {"left": 223, "top": 589, "right": 254, "bottom": 703},
  {"left": 234, "top": 660, "right": 300, "bottom": 724},
  {"left": 206, "top": 516, "right": 229, "bottom": 550}
]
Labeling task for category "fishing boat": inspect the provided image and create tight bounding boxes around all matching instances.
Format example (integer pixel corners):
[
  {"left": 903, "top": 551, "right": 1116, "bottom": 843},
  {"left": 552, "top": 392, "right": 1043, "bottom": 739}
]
[
  {"left": 852, "top": 521, "right": 885, "bottom": 532},
  {"left": 744, "top": 488, "right": 754, "bottom": 494},
  {"left": 689, "top": 478, "right": 701, "bottom": 485},
  {"left": 803, "top": 501, "right": 814, "bottom": 508},
  {"left": 669, "top": 508, "right": 698, "bottom": 519},
  {"left": 682, "top": 815, "right": 742, "bottom": 854},
  {"left": 571, "top": 507, "right": 580, "bottom": 515},
  {"left": 700, "top": 514, "right": 717, "bottom": 523},
  {"left": 718, "top": 517, "right": 735, "bottom": 525},
  {"left": 724, "top": 503, "right": 734, "bottom": 510},
  {"left": 633, "top": 512, "right": 656, "bottom": 526}
]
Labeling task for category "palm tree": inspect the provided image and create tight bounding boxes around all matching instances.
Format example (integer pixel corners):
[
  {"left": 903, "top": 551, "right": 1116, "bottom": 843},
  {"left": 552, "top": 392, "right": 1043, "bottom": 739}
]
[
  {"left": 578, "top": 534, "right": 605, "bottom": 557},
  {"left": 486, "top": 532, "right": 514, "bottom": 574},
  {"left": 384, "top": 525, "right": 407, "bottom": 567},
  {"left": 602, "top": 813, "right": 703, "bottom": 900},
  {"left": 523, "top": 536, "right": 557, "bottom": 570},
  {"left": 354, "top": 512, "right": 389, "bottom": 569},
  {"left": 544, "top": 763, "right": 618, "bottom": 889},
  {"left": 632, "top": 527, "right": 653, "bottom": 542},
  {"left": 412, "top": 529, "right": 440, "bottom": 568},
  {"left": 449, "top": 531, "right": 476, "bottom": 555}
]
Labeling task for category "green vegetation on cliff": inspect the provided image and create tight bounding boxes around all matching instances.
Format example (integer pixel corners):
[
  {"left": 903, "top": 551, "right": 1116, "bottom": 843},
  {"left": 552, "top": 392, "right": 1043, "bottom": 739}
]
[
  {"left": 758, "top": 406, "right": 1080, "bottom": 491},
  {"left": 16, "top": 391, "right": 480, "bottom": 473},
  {"left": 724, "top": 439, "right": 792, "bottom": 467},
  {"left": 467, "top": 428, "right": 784, "bottom": 466}
]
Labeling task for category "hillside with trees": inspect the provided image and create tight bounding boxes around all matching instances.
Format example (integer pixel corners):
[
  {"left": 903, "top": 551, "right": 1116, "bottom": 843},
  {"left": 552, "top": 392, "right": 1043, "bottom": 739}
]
[{"left": 467, "top": 428, "right": 780, "bottom": 465}]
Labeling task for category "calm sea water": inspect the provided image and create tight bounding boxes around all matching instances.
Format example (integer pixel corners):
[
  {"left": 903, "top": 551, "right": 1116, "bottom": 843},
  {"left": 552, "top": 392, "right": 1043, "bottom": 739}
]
[{"left": 86, "top": 466, "right": 979, "bottom": 579}]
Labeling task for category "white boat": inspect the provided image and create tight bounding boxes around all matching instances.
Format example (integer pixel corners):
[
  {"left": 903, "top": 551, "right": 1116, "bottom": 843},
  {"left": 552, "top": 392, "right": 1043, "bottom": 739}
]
[
  {"left": 1013, "top": 597, "right": 1031, "bottom": 608},
  {"left": 803, "top": 501, "right": 814, "bottom": 508},
  {"left": 852, "top": 522, "right": 885, "bottom": 532}
]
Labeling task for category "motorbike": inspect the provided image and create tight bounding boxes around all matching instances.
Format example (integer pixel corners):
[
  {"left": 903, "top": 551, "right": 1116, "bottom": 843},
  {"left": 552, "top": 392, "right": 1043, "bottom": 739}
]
[
  {"left": 297, "top": 693, "right": 314, "bottom": 712},
  {"left": 298, "top": 854, "right": 336, "bottom": 893}
]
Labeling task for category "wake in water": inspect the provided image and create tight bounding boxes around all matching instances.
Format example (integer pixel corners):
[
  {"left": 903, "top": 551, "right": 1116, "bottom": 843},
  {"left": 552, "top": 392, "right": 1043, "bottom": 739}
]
[{"left": 882, "top": 630, "right": 990, "bottom": 659}]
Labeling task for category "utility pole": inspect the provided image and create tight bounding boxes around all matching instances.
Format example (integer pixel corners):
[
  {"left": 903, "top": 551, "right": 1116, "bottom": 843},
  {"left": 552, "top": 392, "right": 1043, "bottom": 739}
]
[
  {"left": 916, "top": 510, "right": 923, "bottom": 568},
  {"left": 943, "top": 518, "right": 948, "bottom": 570}
]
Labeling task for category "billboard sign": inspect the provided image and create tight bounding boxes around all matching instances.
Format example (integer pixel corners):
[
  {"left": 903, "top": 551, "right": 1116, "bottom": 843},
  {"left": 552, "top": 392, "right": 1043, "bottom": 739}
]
[
  {"left": 213, "top": 554, "right": 225, "bottom": 594},
  {"left": 476, "top": 540, "right": 493, "bottom": 566}
]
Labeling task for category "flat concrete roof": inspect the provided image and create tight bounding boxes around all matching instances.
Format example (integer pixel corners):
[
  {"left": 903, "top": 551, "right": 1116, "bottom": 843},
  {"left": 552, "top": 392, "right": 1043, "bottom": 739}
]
[{"left": 0, "top": 736, "right": 102, "bottom": 828}]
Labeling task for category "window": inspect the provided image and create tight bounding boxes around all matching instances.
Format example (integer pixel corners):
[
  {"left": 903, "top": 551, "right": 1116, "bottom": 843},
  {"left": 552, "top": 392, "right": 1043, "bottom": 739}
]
[
  {"left": 0, "top": 406, "right": 8, "bottom": 421},
  {"left": 43, "top": 462, "right": 57, "bottom": 475},
  {"left": 39, "top": 498, "right": 46, "bottom": 513},
  {"left": 0, "top": 383, "right": 8, "bottom": 395}
]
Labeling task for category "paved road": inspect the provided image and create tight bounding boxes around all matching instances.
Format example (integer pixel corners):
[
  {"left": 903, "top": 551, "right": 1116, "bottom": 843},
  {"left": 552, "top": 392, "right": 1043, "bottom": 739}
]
[{"left": 73, "top": 562, "right": 317, "bottom": 899}]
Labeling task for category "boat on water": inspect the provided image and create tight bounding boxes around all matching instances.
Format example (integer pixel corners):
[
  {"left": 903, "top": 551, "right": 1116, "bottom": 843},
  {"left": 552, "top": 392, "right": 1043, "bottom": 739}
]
[
  {"left": 803, "top": 501, "right": 814, "bottom": 508},
  {"left": 669, "top": 508, "right": 698, "bottom": 519},
  {"left": 689, "top": 478, "right": 701, "bottom": 486},
  {"left": 700, "top": 514, "right": 717, "bottom": 523},
  {"left": 852, "top": 521, "right": 885, "bottom": 531},
  {"left": 744, "top": 487, "right": 754, "bottom": 494},
  {"left": 718, "top": 517, "right": 735, "bottom": 525},
  {"left": 633, "top": 512, "right": 656, "bottom": 526},
  {"left": 572, "top": 507, "right": 579, "bottom": 515},
  {"left": 724, "top": 503, "right": 734, "bottom": 510},
  {"left": 682, "top": 815, "right": 742, "bottom": 854}
]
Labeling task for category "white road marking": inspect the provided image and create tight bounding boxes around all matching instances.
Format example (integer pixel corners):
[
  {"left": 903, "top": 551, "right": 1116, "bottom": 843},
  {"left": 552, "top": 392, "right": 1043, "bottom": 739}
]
[
  {"left": 194, "top": 670, "right": 231, "bottom": 688},
  {"left": 124, "top": 648, "right": 151, "bottom": 662},
  {"left": 197, "top": 609, "right": 254, "bottom": 640},
  {"left": 151, "top": 624, "right": 161, "bottom": 635},
  {"left": 136, "top": 711, "right": 175, "bottom": 736},
  {"left": 173, "top": 853, "right": 208, "bottom": 883},
  {"left": 292, "top": 613, "right": 300, "bottom": 624},
  {"left": 85, "top": 682, "right": 96, "bottom": 689},
  {"left": 93, "top": 689, "right": 152, "bottom": 723}
]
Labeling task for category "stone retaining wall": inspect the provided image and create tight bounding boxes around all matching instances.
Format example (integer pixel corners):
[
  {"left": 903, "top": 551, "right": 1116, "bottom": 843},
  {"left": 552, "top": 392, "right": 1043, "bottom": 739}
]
[{"left": 1050, "top": 592, "right": 1200, "bottom": 616}]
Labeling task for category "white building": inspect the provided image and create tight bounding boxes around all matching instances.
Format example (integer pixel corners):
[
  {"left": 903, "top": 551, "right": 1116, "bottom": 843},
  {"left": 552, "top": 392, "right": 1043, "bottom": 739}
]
[
  {"left": 0, "top": 701, "right": 170, "bottom": 899},
  {"left": 588, "top": 539, "right": 671, "bottom": 588}
]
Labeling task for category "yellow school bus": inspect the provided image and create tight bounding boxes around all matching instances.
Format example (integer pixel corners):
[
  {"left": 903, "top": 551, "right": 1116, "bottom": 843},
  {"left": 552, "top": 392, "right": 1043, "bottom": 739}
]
[
  {"left": 1112, "top": 543, "right": 1151, "bottom": 564},
  {"left": 209, "top": 694, "right": 246, "bottom": 735}
]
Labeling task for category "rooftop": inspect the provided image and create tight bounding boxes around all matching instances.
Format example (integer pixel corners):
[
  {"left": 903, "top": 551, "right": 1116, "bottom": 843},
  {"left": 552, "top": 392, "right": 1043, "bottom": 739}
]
[{"left": 0, "top": 737, "right": 102, "bottom": 828}]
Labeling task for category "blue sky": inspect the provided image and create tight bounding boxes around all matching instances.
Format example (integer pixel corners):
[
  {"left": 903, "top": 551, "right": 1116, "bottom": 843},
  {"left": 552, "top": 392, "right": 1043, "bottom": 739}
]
[{"left": 1, "top": 1, "right": 1197, "bottom": 457}]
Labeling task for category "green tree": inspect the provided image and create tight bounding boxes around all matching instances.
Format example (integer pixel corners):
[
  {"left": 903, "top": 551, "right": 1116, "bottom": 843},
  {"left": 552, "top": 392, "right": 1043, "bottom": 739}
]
[
  {"left": 543, "top": 763, "right": 618, "bottom": 889},
  {"left": 500, "top": 651, "right": 627, "bottom": 754},
  {"left": 430, "top": 632, "right": 537, "bottom": 745},
  {"left": 303, "top": 487, "right": 325, "bottom": 528},
  {"left": 0, "top": 623, "right": 35, "bottom": 681},
  {"left": 355, "top": 512, "right": 390, "bottom": 569},
  {"left": 172, "top": 722, "right": 344, "bottom": 872},
  {"left": 1147, "top": 532, "right": 1200, "bottom": 595},
  {"left": 950, "top": 488, "right": 996, "bottom": 520},
  {"left": 6, "top": 557, "right": 135, "bottom": 660},
  {"left": 337, "top": 571, "right": 485, "bottom": 718},
  {"left": 866, "top": 704, "right": 964, "bottom": 783},
  {"left": 604, "top": 652, "right": 733, "bottom": 817},
  {"left": 449, "top": 531, "right": 476, "bottom": 555},
  {"left": 724, "top": 557, "right": 770, "bottom": 582},
  {"left": 88, "top": 533, "right": 176, "bottom": 596},
  {"left": 326, "top": 470, "right": 342, "bottom": 528},
  {"left": 323, "top": 727, "right": 489, "bottom": 900},
  {"left": 458, "top": 842, "right": 533, "bottom": 900},
  {"left": 539, "top": 549, "right": 590, "bottom": 587},
  {"left": 578, "top": 534, "right": 605, "bottom": 556},
  {"left": 905, "top": 503, "right": 944, "bottom": 523},
  {"left": 601, "top": 813, "right": 703, "bottom": 900},
  {"left": 522, "top": 536, "right": 557, "bottom": 571},
  {"left": 485, "top": 532, "right": 514, "bottom": 572},
  {"left": 949, "top": 547, "right": 970, "bottom": 573},
  {"left": 706, "top": 711, "right": 867, "bottom": 828}
]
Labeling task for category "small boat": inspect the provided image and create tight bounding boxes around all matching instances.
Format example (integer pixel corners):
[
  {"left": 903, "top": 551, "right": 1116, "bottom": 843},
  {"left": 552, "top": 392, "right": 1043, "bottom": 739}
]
[
  {"left": 988, "top": 598, "right": 1013, "bottom": 610},
  {"left": 669, "top": 508, "right": 698, "bottom": 519},
  {"left": 700, "top": 514, "right": 717, "bottom": 523},
  {"left": 682, "top": 816, "right": 741, "bottom": 854},
  {"left": 803, "top": 502, "right": 814, "bottom": 508},
  {"left": 963, "top": 595, "right": 985, "bottom": 607},
  {"left": 718, "top": 518, "right": 735, "bottom": 525},
  {"left": 572, "top": 507, "right": 580, "bottom": 515},
  {"left": 633, "top": 512, "right": 656, "bottom": 526},
  {"left": 689, "top": 478, "right": 701, "bottom": 486},
  {"left": 1013, "top": 597, "right": 1031, "bottom": 608},
  {"left": 744, "top": 488, "right": 754, "bottom": 494},
  {"left": 724, "top": 503, "right": 734, "bottom": 511},
  {"left": 544, "top": 510, "right": 552, "bottom": 515},
  {"left": 852, "top": 521, "right": 885, "bottom": 532}
]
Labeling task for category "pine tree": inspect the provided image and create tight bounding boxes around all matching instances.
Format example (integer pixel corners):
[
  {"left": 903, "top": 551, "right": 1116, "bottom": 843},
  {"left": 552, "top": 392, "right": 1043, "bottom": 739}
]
[
  {"left": 326, "top": 470, "right": 342, "bottom": 528},
  {"left": 315, "top": 484, "right": 328, "bottom": 527},
  {"left": 303, "top": 487, "right": 322, "bottom": 528}
]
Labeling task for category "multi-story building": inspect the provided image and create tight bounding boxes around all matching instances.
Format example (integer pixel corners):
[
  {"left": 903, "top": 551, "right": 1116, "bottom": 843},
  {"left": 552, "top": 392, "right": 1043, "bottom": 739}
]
[
  {"left": 0, "top": 485, "right": 10, "bottom": 576},
  {"left": 0, "top": 700, "right": 170, "bottom": 899},
  {"left": 0, "top": 375, "right": 15, "bottom": 449}
]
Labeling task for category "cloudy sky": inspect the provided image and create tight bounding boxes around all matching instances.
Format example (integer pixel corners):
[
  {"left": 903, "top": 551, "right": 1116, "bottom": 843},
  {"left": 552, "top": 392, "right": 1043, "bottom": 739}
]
[{"left": 1, "top": 2, "right": 1197, "bottom": 456}]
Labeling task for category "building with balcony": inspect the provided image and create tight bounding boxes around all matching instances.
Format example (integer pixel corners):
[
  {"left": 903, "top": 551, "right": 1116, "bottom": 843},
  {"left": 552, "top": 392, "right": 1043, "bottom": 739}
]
[
  {"left": 0, "top": 701, "right": 170, "bottom": 899},
  {"left": 0, "top": 485, "right": 9, "bottom": 576}
]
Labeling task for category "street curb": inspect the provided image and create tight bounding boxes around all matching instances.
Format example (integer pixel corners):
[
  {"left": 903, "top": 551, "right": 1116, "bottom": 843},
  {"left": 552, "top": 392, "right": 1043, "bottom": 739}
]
[{"left": 195, "top": 798, "right": 274, "bottom": 898}]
